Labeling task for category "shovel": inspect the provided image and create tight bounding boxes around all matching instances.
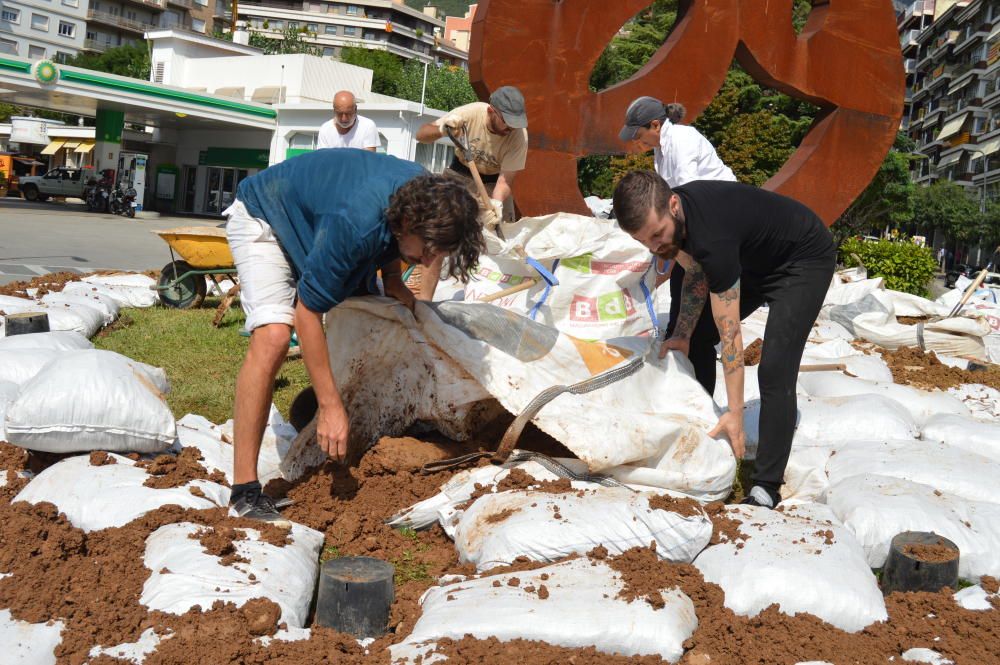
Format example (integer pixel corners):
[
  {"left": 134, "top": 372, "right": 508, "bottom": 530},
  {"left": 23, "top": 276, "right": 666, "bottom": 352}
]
[{"left": 444, "top": 125, "right": 495, "bottom": 213}]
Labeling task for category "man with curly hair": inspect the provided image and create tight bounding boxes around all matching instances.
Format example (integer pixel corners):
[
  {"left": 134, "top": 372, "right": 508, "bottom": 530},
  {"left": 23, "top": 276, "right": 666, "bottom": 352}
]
[{"left": 224, "top": 149, "right": 485, "bottom": 523}]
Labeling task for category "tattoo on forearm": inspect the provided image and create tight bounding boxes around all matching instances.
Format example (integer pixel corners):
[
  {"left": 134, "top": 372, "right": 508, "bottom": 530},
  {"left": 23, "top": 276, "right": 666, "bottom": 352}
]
[
  {"left": 714, "top": 281, "right": 744, "bottom": 376},
  {"left": 673, "top": 264, "right": 708, "bottom": 341}
]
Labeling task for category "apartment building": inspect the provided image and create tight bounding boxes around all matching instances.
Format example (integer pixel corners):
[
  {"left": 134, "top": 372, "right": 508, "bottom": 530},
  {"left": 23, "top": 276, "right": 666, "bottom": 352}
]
[
  {"left": 236, "top": 0, "right": 467, "bottom": 65},
  {"left": 901, "top": 0, "right": 1000, "bottom": 202},
  {"left": 443, "top": 2, "right": 474, "bottom": 52},
  {"left": 0, "top": 0, "right": 88, "bottom": 60},
  {"left": 83, "top": 0, "right": 226, "bottom": 53}
]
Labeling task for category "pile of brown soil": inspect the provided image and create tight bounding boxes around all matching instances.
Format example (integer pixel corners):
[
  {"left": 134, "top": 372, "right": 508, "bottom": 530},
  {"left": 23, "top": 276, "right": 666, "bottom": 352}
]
[
  {"left": 897, "top": 315, "right": 931, "bottom": 326},
  {"left": 89, "top": 451, "right": 117, "bottom": 466},
  {"left": 137, "top": 447, "right": 229, "bottom": 489},
  {"left": 0, "top": 441, "right": 30, "bottom": 504},
  {"left": 902, "top": 541, "right": 958, "bottom": 563},
  {"left": 0, "top": 271, "right": 81, "bottom": 299},
  {"left": 743, "top": 339, "right": 763, "bottom": 366},
  {"left": 880, "top": 346, "right": 1000, "bottom": 391},
  {"left": 704, "top": 502, "right": 747, "bottom": 547},
  {"left": 648, "top": 493, "right": 704, "bottom": 519}
]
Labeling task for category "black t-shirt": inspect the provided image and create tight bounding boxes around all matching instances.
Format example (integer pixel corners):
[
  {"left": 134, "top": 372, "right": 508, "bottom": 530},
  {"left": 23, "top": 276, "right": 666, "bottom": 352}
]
[{"left": 674, "top": 181, "right": 835, "bottom": 293}]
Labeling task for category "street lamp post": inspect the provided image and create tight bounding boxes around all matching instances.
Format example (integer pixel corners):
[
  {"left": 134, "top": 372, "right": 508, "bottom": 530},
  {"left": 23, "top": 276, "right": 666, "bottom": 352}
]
[{"left": 972, "top": 148, "right": 988, "bottom": 265}]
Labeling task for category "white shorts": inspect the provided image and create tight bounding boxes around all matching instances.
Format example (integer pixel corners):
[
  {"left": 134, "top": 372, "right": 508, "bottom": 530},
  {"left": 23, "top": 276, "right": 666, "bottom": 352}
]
[{"left": 224, "top": 199, "right": 297, "bottom": 331}]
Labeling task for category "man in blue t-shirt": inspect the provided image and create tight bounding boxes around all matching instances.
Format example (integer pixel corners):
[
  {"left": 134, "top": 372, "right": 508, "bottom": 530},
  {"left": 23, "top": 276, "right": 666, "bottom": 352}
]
[
  {"left": 612, "top": 171, "right": 835, "bottom": 510},
  {"left": 225, "top": 149, "right": 484, "bottom": 523}
]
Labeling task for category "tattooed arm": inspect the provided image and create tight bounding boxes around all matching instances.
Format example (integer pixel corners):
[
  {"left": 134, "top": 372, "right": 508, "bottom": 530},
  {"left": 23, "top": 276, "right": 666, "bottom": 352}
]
[
  {"left": 659, "top": 251, "right": 708, "bottom": 359},
  {"left": 707, "top": 279, "right": 746, "bottom": 458}
]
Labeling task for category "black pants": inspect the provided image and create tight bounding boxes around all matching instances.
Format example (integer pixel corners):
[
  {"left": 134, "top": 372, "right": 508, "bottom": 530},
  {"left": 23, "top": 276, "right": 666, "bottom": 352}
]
[{"left": 666, "top": 255, "right": 835, "bottom": 494}]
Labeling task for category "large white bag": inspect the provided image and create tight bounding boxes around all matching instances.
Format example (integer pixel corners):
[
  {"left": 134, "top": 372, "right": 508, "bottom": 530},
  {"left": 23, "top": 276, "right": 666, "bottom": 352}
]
[
  {"left": 800, "top": 339, "right": 893, "bottom": 383},
  {"left": 0, "top": 296, "right": 100, "bottom": 338},
  {"left": 0, "top": 604, "right": 62, "bottom": 665},
  {"left": 81, "top": 273, "right": 158, "bottom": 308},
  {"left": 392, "top": 557, "right": 697, "bottom": 662},
  {"left": 13, "top": 453, "right": 229, "bottom": 531},
  {"left": 0, "top": 330, "right": 93, "bottom": 352},
  {"left": 327, "top": 299, "right": 735, "bottom": 500},
  {"left": 796, "top": 372, "right": 969, "bottom": 426},
  {"left": 693, "top": 503, "right": 887, "bottom": 632},
  {"left": 822, "top": 277, "right": 884, "bottom": 307},
  {"left": 824, "top": 474, "right": 1000, "bottom": 581},
  {"left": 42, "top": 289, "right": 120, "bottom": 326},
  {"left": 452, "top": 487, "right": 713, "bottom": 571},
  {"left": 0, "top": 380, "right": 18, "bottom": 442},
  {"left": 0, "top": 349, "right": 60, "bottom": 387},
  {"left": 921, "top": 413, "right": 1000, "bottom": 463},
  {"left": 141, "top": 520, "right": 323, "bottom": 628},
  {"left": 5, "top": 350, "right": 176, "bottom": 453}
]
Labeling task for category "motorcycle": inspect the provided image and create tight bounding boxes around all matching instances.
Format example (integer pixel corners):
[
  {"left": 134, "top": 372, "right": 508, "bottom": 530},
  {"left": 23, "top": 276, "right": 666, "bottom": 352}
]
[
  {"left": 109, "top": 184, "right": 138, "bottom": 218},
  {"left": 85, "top": 169, "right": 115, "bottom": 213}
]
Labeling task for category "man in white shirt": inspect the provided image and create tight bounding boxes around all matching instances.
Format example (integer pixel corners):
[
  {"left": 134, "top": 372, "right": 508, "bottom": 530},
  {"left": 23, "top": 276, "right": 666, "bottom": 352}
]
[{"left": 317, "top": 90, "right": 380, "bottom": 151}]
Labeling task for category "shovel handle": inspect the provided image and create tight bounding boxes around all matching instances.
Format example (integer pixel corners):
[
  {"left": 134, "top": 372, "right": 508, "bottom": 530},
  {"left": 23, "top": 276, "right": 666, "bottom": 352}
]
[
  {"left": 799, "top": 363, "right": 848, "bottom": 373},
  {"left": 444, "top": 125, "right": 494, "bottom": 212},
  {"left": 478, "top": 278, "right": 537, "bottom": 303},
  {"left": 949, "top": 268, "right": 989, "bottom": 317}
]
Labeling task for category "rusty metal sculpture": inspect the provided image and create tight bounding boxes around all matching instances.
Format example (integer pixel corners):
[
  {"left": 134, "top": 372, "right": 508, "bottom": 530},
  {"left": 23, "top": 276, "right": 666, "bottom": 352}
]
[{"left": 469, "top": 0, "right": 904, "bottom": 226}]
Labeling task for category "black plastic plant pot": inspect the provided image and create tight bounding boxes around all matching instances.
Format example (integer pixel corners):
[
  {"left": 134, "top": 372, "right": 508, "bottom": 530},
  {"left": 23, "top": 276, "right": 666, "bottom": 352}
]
[
  {"left": 4, "top": 312, "right": 50, "bottom": 336},
  {"left": 882, "top": 531, "right": 960, "bottom": 594},
  {"left": 315, "top": 556, "right": 395, "bottom": 639}
]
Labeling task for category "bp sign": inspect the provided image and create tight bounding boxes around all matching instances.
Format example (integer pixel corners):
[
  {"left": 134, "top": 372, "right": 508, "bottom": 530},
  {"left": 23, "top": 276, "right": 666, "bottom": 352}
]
[{"left": 32, "top": 60, "right": 60, "bottom": 85}]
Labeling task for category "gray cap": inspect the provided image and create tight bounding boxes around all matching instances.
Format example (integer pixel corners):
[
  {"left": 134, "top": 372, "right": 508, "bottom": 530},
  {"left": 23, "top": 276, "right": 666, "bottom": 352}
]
[
  {"left": 619, "top": 96, "right": 666, "bottom": 141},
  {"left": 489, "top": 86, "right": 528, "bottom": 129}
]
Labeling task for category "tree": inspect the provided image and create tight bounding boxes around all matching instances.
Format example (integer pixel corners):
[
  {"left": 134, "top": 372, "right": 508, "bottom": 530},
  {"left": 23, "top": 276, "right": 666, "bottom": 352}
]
[
  {"left": 340, "top": 47, "right": 404, "bottom": 96},
  {"left": 590, "top": 0, "right": 680, "bottom": 91},
  {"left": 834, "top": 132, "right": 916, "bottom": 243},
  {"left": 67, "top": 43, "right": 150, "bottom": 80},
  {"left": 395, "top": 61, "right": 476, "bottom": 111},
  {"left": 248, "top": 26, "right": 320, "bottom": 56},
  {"left": 912, "top": 179, "right": 982, "bottom": 243}
]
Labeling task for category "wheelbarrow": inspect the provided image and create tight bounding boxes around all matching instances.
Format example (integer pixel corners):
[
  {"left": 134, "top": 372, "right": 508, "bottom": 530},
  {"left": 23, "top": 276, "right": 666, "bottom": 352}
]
[{"left": 153, "top": 226, "right": 238, "bottom": 310}]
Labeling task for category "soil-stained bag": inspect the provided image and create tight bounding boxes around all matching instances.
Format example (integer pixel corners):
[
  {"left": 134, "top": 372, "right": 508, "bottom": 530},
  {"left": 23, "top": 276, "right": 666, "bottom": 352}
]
[
  {"left": 0, "top": 349, "right": 61, "bottom": 387},
  {"left": 452, "top": 487, "right": 713, "bottom": 571},
  {"left": 0, "top": 603, "right": 62, "bottom": 665},
  {"left": 141, "top": 521, "right": 323, "bottom": 628},
  {"left": 14, "top": 453, "right": 228, "bottom": 531},
  {"left": 921, "top": 413, "right": 1000, "bottom": 463},
  {"left": 326, "top": 299, "right": 735, "bottom": 500},
  {"left": 391, "top": 557, "right": 697, "bottom": 662},
  {"left": 800, "top": 339, "right": 894, "bottom": 383},
  {"left": 824, "top": 474, "right": 1000, "bottom": 581},
  {"left": 0, "top": 380, "right": 18, "bottom": 442},
  {"left": 693, "top": 503, "right": 887, "bottom": 632},
  {"left": 0, "top": 330, "right": 93, "bottom": 352},
  {"left": 81, "top": 273, "right": 158, "bottom": 308},
  {"left": 5, "top": 350, "right": 176, "bottom": 454},
  {"left": 0, "top": 295, "right": 101, "bottom": 338},
  {"left": 180, "top": 409, "right": 299, "bottom": 485},
  {"left": 796, "top": 372, "right": 969, "bottom": 426},
  {"left": 42, "top": 289, "right": 120, "bottom": 326},
  {"left": 821, "top": 277, "right": 884, "bottom": 307}
]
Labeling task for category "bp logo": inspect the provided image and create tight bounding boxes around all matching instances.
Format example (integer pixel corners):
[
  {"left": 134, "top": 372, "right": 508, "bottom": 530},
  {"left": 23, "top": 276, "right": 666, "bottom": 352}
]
[{"left": 32, "top": 60, "right": 60, "bottom": 85}]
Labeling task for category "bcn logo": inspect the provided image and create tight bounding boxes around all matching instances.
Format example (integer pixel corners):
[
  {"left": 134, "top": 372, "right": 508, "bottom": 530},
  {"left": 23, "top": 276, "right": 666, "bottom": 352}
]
[
  {"left": 571, "top": 290, "right": 637, "bottom": 323},
  {"left": 562, "top": 254, "right": 649, "bottom": 275},
  {"left": 469, "top": 0, "right": 904, "bottom": 227}
]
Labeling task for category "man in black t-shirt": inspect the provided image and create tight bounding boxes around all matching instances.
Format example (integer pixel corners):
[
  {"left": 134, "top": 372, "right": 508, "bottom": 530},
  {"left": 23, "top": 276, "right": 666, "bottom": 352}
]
[{"left": 612, "top": 171, "right": 835, "bottom": 509}]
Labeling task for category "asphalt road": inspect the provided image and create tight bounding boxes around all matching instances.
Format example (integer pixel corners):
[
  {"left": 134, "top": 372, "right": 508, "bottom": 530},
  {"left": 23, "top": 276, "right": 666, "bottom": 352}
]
[{"left": 0, "top": 197, "right": 220, "bottom": 286}]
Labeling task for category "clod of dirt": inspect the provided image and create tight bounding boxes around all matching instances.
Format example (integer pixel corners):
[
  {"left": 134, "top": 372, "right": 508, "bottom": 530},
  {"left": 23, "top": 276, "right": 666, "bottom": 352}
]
[
  {"left": 897, "top": 315, "right": 931, "bottom": 326},
  {"left": 648, "top": 493, "right": 704, "bottom": 519},
  {"left": 981, "top": 576, "right": 999, "bottom": 594},
  {"left": 0, "top": 442, "right": 31, "bottom": 504},
  {"left": 484, "top": 507, "right": 520, "bottom": 524},
  {"left": 191, "top": 526, "right": 253, "bottom": 566},
  {"left": 879, "top": 346, "right": 1000, "bottom": 391},
  {"left": 89, "top": 451, "right": 117, "bottom": 466},
  {"left": 902, "top": 541, "right": 958, "bottom": 563},
  {"left": 704, "top": 502, "right": 747, "bottom": 547},
  {"left": 0, "top": 271, "right": 81, "bottom": 298},
  {"left": 743, "top": 339, "right": 763, "bottom": 366},
  {"left": 814, "top": 529, "right": 835, "bottom": 546},
  {"left": 137, "top": 447, "right": 229, "bottom": 489}
]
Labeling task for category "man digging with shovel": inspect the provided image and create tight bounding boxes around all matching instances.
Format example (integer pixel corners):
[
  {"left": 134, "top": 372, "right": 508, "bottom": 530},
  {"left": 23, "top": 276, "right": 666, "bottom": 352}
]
[
  {"left": 612, "top": 171, "right": 835, "bottom": 509},
  {"left": 224, "top": 149, "right": 485, "bottom": 524}
]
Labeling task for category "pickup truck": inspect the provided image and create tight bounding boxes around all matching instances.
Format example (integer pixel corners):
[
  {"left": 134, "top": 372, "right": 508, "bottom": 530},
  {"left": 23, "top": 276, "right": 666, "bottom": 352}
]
[{"left": 19, "top": 166, "right": 93, "bottom": 201}]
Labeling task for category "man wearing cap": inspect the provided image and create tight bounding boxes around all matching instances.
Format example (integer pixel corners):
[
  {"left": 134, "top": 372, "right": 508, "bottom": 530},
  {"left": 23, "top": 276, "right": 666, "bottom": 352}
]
[
  {"left": 414, "top": 86, "right": 529, "bottom": 298},
  {"left": 318, "top": 90, "right": 380, "bottom": 151}
]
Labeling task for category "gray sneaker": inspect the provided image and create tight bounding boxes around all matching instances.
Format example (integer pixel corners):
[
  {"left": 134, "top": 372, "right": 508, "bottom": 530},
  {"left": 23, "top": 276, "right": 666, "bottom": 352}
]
[{"left": 230, "top": 492, "right": 292, "bottom": 527}]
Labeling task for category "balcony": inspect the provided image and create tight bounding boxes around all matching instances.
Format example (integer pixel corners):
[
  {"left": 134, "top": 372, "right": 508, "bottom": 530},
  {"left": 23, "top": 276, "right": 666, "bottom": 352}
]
[
  {"left": 928, "top": 30, "right": 961, "bottom": 59},
  {"left": 904, "top": 58, "right": 917, "bottom": 74},
  {"left": 900, "top": 29, "right": 920, "bottom": 50},
  {"left": 167, "top": 0, "right": 194, "bottom": 7},
  {"left": 86, "top": 10, "right": 159, "bottom": 33},
  {"left": 82, "top": 38, "right": 109, "bottom": 52},
  {"left": 122, "top": 0, "right": 165, "bottom": 8}
]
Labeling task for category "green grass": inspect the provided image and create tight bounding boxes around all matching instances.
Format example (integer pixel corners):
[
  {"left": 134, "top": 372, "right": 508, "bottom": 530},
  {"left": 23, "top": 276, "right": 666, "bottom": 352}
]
[{"left": 93, "top": 300, "right": 310, "bottom": 425}]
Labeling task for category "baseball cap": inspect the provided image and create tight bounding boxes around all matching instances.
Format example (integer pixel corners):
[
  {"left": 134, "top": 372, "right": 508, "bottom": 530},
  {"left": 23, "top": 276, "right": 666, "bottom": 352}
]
[
  {"left": 489, "top": 86, "right": 528, "bottom": 129},
  {"left": 619, "top": 96, "right": 667, "bottom": 141}
]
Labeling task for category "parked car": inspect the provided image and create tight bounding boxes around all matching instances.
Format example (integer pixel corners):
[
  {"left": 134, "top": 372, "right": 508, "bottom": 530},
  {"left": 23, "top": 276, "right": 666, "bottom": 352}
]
[
  {"left": 18, "top": 166, "right": 93, "bottom": 201},
  {"left": 945, "top": 263, "right": 1000, "bottom": 289}
]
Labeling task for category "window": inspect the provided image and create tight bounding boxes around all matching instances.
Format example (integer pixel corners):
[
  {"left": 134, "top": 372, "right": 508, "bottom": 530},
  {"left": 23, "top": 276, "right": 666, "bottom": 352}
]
[
  {"left": 346, "top": 5, "right": 359, "bottom": 15},
  {"left": 58, "top": 20, "right": 75, "bottom": 37},
  {"left": 62, "top": 0, "right": 78, "bottom": 7},
  {"left": 194, "top": 0, "right": 207, "bottom": 5},
  {"left": 85, "top": 30, "right": 96, "bottom": 40},
  {"left": 270, "top": 20, "right": 283, "bottom": 29},
  {"left": 55, "top": 51, "right": 70, "bottom": 63},
  {"left": 28, "top": 44, "right": 45, "bottom": 58},
  {"left": 289, "top": 132, "right": 317, "bottom": 150},
  {"left": 0, "top": 38, "right": 17, "bottom": 54},
  {"left": 287, "top": 21, "right": 298, "bottom": 29},
  {"left": 974, "top": 116, "right": 988, "bottom": 134},
  {"left": 192, "top": 18, "right": 205, "bottom": 32},
  {"left": 215, "top": 0, "right": 226, "bottom": 12},
  {"left": 126, "top": 10, "right": 136, "bottom": 20},
  {"left": 306, "top": 23, "right": 318, "bottom": 32},
  {"left": 343, "top": 25, "right": 356, "bottom": 36},
  {"left": 31, "top": 13, "right": 49, "bottom": 30},
  {"left": 362, "top": 30, "right": 375, "bottom": 40},
  {"left": 322, "top": 46, "right": 336, "bottom": 56},
  {"left": 324, "top": 24, "right": 337, "bottom": 34},
  {"left": 1, "top": 8, "right": 20, "bottom": 23}
]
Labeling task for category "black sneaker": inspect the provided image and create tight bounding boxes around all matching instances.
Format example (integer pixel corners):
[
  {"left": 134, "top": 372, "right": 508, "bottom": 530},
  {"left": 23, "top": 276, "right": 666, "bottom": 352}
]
[
  {"left": 231, "top": 492, "right": 292, "bottom": 527},
  {"left": 740, "top": 485, "right": 778, "bottom": 509}
]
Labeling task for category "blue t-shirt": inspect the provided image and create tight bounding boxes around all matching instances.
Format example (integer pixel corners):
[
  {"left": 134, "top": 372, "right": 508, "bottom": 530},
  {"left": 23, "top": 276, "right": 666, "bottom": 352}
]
[{"left": 236, "top": 149, "right": 426, "bottom": 312}]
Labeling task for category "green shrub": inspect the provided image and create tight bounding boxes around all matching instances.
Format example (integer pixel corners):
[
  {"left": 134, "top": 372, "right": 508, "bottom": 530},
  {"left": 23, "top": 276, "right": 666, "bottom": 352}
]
[{"left": 839, "top": 237, "right": 937, "bottom": 297}]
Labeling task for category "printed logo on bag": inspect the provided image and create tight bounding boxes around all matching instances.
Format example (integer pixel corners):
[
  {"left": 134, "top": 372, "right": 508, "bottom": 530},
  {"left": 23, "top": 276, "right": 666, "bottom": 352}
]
[
  {"left": 561, "top": 254, "right": 648, "bottom": 275},
  {"left": 570, "top": 290, "right": 636, "bottom": 322},
  {"left": 475, "top": 266, "right": 529, "bottom": 285}
]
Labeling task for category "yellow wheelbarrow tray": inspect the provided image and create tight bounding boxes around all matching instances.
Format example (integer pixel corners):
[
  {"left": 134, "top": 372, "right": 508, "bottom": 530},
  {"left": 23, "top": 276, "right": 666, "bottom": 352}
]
[{"left": 152, "top": 225, "right": 238, "bottom": 309}]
